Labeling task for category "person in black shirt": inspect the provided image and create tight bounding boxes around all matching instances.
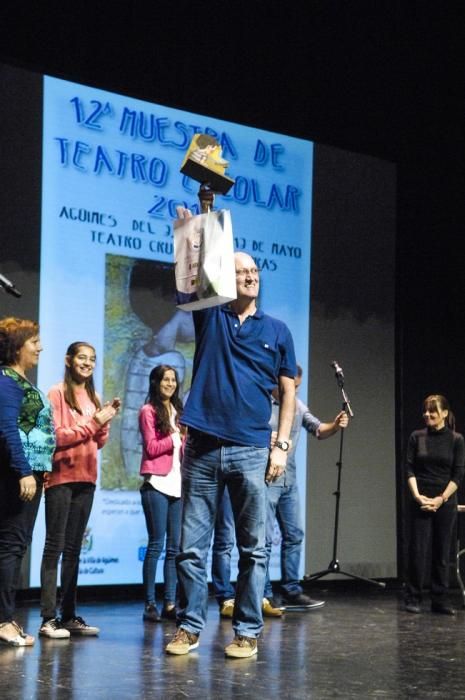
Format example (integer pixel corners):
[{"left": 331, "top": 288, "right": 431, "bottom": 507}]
[{"left": 405, "top": 394, "right": 465, "bottom": 615}]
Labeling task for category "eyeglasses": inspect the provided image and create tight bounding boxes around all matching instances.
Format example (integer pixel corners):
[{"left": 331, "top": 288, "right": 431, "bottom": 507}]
[{"left": 235, "top": 267, "right": 259, "bottom": 277}]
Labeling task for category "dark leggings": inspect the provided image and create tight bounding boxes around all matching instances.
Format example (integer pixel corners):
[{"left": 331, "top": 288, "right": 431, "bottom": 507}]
[{"left": 40, "top": 482, "right": 95, "bottom": 620}]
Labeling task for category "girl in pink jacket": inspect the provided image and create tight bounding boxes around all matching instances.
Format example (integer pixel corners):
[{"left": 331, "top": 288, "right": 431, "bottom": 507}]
[
  {"left": 139, "top": 364, "right": 184, "bottom": 622},
  {"left": 39, "top": 342, "right": 119, "bottom": 639}
]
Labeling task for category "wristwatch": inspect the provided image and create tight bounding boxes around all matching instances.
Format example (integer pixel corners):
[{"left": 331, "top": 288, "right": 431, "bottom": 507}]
[{"left": 275, "top": 440, "right": 290, "bottom": 452}]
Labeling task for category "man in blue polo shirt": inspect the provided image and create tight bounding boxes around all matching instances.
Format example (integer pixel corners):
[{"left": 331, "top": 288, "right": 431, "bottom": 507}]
[{"left": 166, "top": 226, "right": 296, "bottom": 658}]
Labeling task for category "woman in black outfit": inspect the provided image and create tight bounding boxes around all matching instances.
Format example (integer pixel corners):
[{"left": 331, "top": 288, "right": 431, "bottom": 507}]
[{"left": 405, "top": 394, "right": 465, "bottom": 614}]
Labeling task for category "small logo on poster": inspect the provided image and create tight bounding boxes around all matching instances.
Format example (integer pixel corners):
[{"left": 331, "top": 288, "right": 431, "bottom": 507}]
[{"left": 81, "top": 527, "right": 93, "bottom": 553}]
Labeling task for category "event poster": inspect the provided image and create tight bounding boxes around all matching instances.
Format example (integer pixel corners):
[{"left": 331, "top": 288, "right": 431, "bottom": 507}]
[{"left": 31, "top": 76, "right": 313, "bottom": 585}]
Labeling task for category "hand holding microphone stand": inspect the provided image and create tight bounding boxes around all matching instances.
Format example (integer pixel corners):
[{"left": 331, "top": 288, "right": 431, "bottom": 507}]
[{"left": 304, "top": 361, "right": 386, "bottom": 588}]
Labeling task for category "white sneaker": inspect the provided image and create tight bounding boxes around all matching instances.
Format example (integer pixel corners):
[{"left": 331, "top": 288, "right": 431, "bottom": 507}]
[
  {"left": 0, "top": 620, "right": 35, "bottom": 646},
  {"left": 39, "top": 618, "right": 70, "bottom": 639}
]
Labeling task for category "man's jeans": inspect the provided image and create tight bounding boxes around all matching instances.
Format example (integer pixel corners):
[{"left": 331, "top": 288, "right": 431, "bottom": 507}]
[
  {"left": 40, "top": 482, "right": 95, "bottom": 620},
  {"left": 264, "top": 471, "right": 304, "bottom": 599},
  {"left": 211, "top": 487, "right": 236, "bottom": 604},
  {"left": 140, "top": 483, "right": 181, "bottom": 606},
  {"left": 0, "top": 471, "right": 43, "bottom": 622},
  {"left": 176, "top": 433, "right": 268, "bottom": 637}
]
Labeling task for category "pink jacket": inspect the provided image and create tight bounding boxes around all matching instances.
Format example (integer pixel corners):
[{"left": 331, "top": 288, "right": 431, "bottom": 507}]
[
  {"left": 139, "top": 403, "right": 183, "bottom": 476},
  {"left": 45, "top": 382, "right": 109, "bottom": 488}
]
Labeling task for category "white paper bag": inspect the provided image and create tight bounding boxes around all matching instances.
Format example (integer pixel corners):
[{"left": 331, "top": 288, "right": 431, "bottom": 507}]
[{"left": 173, "top": 209, "right": 237, "bottom": 311}]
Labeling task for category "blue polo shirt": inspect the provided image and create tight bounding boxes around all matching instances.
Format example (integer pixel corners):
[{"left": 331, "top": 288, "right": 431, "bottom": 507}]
[{"left": 181, "top": 305, "right": 297, "bottom": 447}]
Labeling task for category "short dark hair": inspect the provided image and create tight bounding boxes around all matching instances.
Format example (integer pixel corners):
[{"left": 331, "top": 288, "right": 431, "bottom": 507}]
[{"left": 0, "top": 317, "right": 39, "bottom": 365}]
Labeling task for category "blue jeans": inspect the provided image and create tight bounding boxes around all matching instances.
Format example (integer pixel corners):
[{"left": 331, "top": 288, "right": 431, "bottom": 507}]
[
  {"left": 176, "top": 432, "right": 268, "bottom": 637},
  {"left": 264, "top": 472, "right": 304, "bottom": 599},
  {"left": 140, "top": 484, "right": 181, "bottom": 605},
  {"left": 211, "top": 487, "right": 236, "bottom": 604},
  {"left": 0, "top": 471, "right": 44, "bottom": 622},
  {"left": 40, "top": 482, "right": 95, "bottom": 619}
]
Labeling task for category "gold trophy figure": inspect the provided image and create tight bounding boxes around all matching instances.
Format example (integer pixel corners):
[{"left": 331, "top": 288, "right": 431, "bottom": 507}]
[{"left": 181, "top": 134, "right": 235, "bottom": 211}]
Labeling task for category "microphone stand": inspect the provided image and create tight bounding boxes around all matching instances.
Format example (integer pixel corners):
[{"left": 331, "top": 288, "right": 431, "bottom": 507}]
[
  {"left": 304, "top": 363, "right": 386, "bottom": 589},
  {"left": 0, "top": 272, "right": 22, "bottom": 298}
]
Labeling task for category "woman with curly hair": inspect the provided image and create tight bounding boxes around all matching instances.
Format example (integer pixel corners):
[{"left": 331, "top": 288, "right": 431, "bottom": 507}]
[{"left": 0, "top": 317, "right": 55, "bottom": 646}]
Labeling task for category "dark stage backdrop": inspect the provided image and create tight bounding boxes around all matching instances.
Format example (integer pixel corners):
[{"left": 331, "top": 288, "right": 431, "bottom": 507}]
[
  {"left": 0, "top": 62, "right": 396, "bottom": 585},
  {"left": 308, "top": 144, "right": 396, "bottom": 579}
]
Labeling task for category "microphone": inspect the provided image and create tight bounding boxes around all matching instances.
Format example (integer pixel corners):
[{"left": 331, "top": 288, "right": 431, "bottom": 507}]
[
  {"left": 331, "top": 360, "right": 354, "bottom": 416},
  {"left": 0, "top": 273, "right": 22, "bottom": 298},
  {"left": 331, "top": 360, "right": 344, "bottom": 379}
]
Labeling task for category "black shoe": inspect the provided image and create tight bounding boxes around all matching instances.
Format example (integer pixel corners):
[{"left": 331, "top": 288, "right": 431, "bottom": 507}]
[
  {"left": 405, "top": 602, "right": 421, "bottom": 614},
  {"left": 283, "top": 593, "right": 325, "bottom": 610},
  {"left": 143, "top": 604, "right": 161, "bottom": 622},
  {"left": 267, "top": 596, "right": 285, "bottom": 611},
  {"left": 161, "top": 604, "right": 177, "bottom": 621},
  {"left": 60, "top": 616, "right": 100, "bottom": 636},
  {"left": 431, "top": 602, "right": 456, "bottom": 616}
]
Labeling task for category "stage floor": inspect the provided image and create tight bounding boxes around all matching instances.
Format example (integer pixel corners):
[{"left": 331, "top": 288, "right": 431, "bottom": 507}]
[{"left": 1, "top": 584, "right": 464, "bottom": 699}]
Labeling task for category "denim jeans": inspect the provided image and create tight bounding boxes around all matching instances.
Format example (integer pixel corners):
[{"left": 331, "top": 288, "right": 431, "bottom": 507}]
[
  {"left": 0, "top": 471, "right": 44, "bottom": 622},
  {"left": 40, "top": 482, "right": 95, "bottom": 620},
  {"left": 176, "top": 433, "right": 268, "bottom": 637},
  {"left": 140, "top": 483, "right": 181, "bottom": 605},
  {"left": 264, "top": 471, "right": 304, "bottom": 599},
  {"left": 211, "top": 487, "right": 236, "bottom": 604}
]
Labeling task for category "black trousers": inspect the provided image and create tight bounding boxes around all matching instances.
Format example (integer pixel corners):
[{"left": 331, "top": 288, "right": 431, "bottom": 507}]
[
  {"left": 0, "top": 471, "right": 43, "bottom": 622},
  {"left": 40, "top": 482, "right": 95, "bottom": 620},
  {"left": 406, "top": 496, "right": 457, "bottom": 604}
]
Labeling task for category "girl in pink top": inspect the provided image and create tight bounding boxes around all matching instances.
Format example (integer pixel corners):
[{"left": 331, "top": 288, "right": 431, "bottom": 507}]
[
  {"left": 140, "top": 364, "right": 184, "bottom": 623},
  {"left": 39, "top": 342, "right": 120, "bottom": 639}
]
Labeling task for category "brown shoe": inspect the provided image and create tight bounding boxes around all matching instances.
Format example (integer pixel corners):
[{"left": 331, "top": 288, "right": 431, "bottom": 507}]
[
  {"left": 0, "top": 621, "right": 35, "bottom": 647},
  {"left": 219, "top": 598, "right": 235, "bottom": 618},
  {"left": 262, "top": 597, "right": 284, "bottom": 617},
  {"left": 224, "top": 634, "right": 258, "bottom": 658},
  {"left": 165, "top": 627, "right": 199, "bottom": 655}
]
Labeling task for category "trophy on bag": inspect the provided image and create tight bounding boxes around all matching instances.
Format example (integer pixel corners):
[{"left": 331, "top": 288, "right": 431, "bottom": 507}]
[
  {"left": 180, "top": 134, "right": 235, "bottom": 211},
  {"left": 175, "top": 134, "right": 237, "bottom": 310}
]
